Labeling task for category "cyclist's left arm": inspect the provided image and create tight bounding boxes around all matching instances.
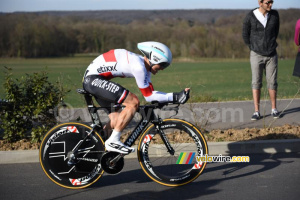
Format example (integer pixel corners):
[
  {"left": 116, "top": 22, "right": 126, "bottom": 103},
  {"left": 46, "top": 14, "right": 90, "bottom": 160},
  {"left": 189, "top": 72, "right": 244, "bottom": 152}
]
[
  {"left": 132, "top": 66, "right": 173, "bottom": 103},
  {"left": 143, "top": 86, "right": 190, "bottom": 104},
  {"left": 132, "top": 60, "right": 189, "bottom": 104},
  {"left": 144, "top": 89, "right": 173, "bottom": 103}
]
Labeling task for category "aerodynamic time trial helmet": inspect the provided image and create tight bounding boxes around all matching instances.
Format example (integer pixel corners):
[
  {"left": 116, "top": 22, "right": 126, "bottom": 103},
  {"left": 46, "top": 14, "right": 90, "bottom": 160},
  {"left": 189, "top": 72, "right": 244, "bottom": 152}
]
[{"left": 137, "top": 41, "right": 172, "bottom": 69}]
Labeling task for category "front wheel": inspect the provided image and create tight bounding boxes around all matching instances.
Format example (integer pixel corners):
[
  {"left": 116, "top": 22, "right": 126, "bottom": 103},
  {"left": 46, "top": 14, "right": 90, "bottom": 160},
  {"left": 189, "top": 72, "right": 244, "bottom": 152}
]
[
  {"left": 138, "top": 119, "right": 208, "bottom": 186},
  {"left": 39, "top": 122, "right": 105, "bottom": 189}
]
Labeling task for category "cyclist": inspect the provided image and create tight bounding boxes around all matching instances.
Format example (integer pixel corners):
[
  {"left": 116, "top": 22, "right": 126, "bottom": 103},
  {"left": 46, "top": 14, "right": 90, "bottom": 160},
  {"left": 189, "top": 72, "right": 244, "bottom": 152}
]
[{"left": 83, "top": 41, "right": 190, "bottom": 154}]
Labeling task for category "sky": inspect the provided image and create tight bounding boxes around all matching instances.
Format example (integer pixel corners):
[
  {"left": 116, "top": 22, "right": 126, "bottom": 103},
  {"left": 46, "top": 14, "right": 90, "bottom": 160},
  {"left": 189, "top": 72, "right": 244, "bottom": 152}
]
[{"left": 1, "top": 0, "right": 300, "bottom": 12}]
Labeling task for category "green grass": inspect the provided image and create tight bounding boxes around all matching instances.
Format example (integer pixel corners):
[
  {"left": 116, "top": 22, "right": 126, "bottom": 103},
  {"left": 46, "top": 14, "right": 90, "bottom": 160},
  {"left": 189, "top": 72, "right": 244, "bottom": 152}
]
[{"left": 0, "top": 55, "right": 299, "bottom": 107}]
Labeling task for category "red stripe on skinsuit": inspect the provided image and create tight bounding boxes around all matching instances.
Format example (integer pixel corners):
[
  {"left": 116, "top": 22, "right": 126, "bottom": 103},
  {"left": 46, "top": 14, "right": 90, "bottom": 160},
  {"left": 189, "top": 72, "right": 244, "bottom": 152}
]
[
  {"left": 149, "top": 83, "right": 154, "bottom": 91},
  {"left": 103, "top": 50, "right": 117, "bottom": 62},
  {"left": 118, "top": 90, "right": 128, "bottom": 104},
  {"left": 140, "top": 86, "right": 153, "bottom": 97},
  {"left": 99, "top": 72, "right": 114, "bottom": 80}
]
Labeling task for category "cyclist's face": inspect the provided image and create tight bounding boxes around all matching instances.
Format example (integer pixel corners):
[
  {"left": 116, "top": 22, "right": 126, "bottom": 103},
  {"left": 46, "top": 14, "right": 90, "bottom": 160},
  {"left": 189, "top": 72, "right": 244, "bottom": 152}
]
[{"left": 151, "top": 64, "right": 164, "bottom": 75}]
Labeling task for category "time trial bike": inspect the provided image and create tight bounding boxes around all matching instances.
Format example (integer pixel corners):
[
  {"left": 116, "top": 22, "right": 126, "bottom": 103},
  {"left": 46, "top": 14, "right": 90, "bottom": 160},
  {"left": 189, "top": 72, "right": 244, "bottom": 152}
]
[{"left": 39, "top": 89, "right": 208, "bottom": 189}]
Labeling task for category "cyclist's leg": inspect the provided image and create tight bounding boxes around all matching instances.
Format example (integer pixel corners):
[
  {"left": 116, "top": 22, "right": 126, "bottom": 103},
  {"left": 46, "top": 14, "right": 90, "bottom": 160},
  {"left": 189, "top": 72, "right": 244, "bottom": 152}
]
[
  {"left": 83, "top": 75, "right": 139, "bottom": 154},
  {"left": 114, "top": 92, "right": 139, "bottom": 132},
  {"left": 105, "top": 92, "right": 139, "bottom": 154},
  {"left": 104, "top": 93, "right": 139, "bottom": 136},
  {"left": 103, "top": 112, "right": 118, "bottom": 138}
]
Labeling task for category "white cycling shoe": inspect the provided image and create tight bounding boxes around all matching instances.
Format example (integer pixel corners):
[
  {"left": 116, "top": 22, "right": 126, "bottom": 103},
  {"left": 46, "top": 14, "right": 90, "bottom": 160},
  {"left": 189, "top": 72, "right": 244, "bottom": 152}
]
[{"left": 105, "top": 140, "right": 135, "bottom": 155}]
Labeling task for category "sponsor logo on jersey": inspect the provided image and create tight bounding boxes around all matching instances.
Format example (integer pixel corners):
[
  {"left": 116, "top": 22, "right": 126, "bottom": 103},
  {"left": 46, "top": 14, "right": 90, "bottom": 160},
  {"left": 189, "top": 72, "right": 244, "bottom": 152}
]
[
  {"left": 97, "top": 63, "right": 117, "bottom": 73},
  {"left": 91, "top": 78, "right": 120, "bottom": 93}
]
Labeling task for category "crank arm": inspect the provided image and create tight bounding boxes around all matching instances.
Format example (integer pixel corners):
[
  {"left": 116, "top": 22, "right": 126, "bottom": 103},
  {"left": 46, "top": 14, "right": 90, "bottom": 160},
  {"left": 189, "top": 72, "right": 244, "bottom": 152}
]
[{"left": 109, "top": 154, "right": 124, "bottom": 166}]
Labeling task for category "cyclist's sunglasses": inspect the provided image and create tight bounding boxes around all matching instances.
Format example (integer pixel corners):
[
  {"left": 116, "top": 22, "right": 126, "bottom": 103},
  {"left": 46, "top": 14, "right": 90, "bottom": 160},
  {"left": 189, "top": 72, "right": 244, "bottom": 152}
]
[
  {"left": 159, "top": 62, "right": 170, "bottom": 69},
  {"left": 265, "top": 1, "right": 274, "bottom": 4}
]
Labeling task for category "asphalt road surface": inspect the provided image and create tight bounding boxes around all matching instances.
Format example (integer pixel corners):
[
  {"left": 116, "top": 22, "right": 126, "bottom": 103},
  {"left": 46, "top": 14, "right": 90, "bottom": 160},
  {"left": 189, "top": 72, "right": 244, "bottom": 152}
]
[{"left": 0, "top": 153, "right": 299, "bottom": 200}]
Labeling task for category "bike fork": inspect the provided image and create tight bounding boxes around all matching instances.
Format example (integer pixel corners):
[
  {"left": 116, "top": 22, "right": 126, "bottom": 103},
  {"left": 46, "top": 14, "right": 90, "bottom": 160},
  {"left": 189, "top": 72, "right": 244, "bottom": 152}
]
[{"left": 155, "top": 123, "right": 175, "bottom": 156}]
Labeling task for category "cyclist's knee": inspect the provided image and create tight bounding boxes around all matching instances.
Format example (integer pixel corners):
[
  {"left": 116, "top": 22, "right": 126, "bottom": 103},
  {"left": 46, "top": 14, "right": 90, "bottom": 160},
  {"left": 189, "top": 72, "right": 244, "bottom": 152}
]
[
  {"left": 130, "top": 93, "right": 140, "bottom": 110},
  {"left": 124, "top": 92, "right": 140, "bottom": 110}
]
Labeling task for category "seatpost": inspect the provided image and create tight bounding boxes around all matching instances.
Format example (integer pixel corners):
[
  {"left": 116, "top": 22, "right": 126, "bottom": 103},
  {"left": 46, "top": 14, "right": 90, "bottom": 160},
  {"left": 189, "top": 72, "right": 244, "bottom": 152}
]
[{"left": 83, "top": 94, "right": 104, "bottom": 129}]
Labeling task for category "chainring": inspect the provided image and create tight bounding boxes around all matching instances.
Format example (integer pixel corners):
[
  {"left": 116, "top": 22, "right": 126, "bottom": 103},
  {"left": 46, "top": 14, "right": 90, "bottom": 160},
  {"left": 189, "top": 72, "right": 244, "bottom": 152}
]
[{"left": 101, "top": 152, "right": 124, "bottom": 174}]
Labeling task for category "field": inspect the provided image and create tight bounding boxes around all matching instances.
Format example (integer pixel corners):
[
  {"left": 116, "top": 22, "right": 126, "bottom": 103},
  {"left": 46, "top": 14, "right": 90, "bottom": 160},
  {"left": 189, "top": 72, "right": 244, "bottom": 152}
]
[{"left": 0, "top": 55, "right": 299, "bottom": 108}]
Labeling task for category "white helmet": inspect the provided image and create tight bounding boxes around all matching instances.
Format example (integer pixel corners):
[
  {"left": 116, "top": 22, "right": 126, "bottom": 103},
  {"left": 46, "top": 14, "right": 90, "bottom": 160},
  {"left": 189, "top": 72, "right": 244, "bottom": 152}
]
[{"left": 137, "top": 41, "right": 172, "bottom": 68}]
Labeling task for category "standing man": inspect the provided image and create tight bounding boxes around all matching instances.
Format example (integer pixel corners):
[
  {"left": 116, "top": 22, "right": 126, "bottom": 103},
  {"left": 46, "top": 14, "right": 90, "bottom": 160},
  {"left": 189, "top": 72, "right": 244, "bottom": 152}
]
[{"left": 242, "top": 0, "right": 280, "bottom": 120}]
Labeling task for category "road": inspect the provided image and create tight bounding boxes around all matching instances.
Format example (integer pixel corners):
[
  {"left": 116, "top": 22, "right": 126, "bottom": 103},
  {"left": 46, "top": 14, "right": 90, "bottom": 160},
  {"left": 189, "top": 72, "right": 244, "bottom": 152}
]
[{"left": 0, "top": 153, "right": 299, "bottom": 200}]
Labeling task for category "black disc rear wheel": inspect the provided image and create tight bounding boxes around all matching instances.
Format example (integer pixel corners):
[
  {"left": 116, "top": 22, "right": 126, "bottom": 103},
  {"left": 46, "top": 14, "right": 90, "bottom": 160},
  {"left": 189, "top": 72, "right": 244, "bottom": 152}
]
[{"left": 40, "top": 122, "right": 105, "bottom": 189}]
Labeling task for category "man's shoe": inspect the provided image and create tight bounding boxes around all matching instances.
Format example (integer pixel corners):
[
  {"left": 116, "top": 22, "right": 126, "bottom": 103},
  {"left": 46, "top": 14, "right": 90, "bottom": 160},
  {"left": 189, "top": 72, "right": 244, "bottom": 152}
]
[
  {"left": 272, "top": 109, "right": 280, "bottom": 119},
  {"left": 251, "top": 111, "right": 261, "bottom": 121},
  {"left": 105, "top": 140, "right": 135, "bottom": 155}
]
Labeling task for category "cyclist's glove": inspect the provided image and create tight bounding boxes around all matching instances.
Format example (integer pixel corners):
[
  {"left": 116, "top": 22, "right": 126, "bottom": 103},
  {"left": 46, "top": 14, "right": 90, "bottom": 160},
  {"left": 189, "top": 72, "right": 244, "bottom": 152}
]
[{"left": 173, "top": 90, "right": 190, "bottom": 104}]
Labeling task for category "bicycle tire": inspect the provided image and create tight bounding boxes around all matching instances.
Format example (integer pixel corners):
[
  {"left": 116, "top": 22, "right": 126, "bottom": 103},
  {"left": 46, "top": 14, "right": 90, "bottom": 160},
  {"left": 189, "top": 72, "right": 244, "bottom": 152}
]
[
  {"left": 138, "top": 119, "right": 208, "bottom": 186},
  {"left": 39, "top": 122, "right": 105, "bottom": 189}
]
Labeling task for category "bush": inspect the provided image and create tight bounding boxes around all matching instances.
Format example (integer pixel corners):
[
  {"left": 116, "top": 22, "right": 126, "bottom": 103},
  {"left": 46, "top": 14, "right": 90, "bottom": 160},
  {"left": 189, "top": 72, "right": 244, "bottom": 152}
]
[{"left": 0, "top": 67, "right": 68, "bottom": 142}]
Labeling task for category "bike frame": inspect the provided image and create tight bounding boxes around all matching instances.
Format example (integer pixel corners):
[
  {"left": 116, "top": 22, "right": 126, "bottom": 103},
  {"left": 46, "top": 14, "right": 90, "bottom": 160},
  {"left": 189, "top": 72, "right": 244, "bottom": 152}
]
[{"left": 80, "top": 90, "right": 176, "bottom": 155}]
